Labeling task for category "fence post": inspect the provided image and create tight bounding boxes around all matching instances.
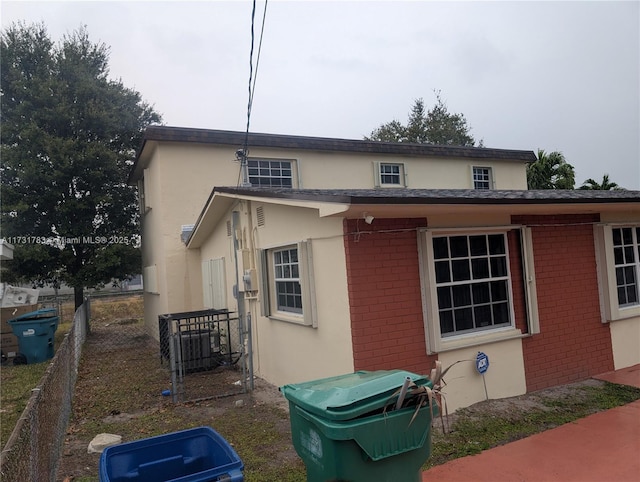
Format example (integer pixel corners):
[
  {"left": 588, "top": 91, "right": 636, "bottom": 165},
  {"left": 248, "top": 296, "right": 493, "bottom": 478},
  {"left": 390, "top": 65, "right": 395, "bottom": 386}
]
[
  {"left": 168, "top": 328, "right": 178, "bottom": 403},
  {"left": 84, "top": 296, "right": 91, "bottom": 335}
]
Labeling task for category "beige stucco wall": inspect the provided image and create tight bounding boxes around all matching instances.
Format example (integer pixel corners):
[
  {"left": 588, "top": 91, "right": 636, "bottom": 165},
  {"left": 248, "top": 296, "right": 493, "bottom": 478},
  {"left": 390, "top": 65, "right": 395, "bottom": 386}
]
[
  {"left": 139, "top": 140, "right": 528, "bottom": 339},
  {"left": 240, "top": 147, "right": 528, "bottom": 190},
  {"left": 609, "top": 316, "right": 640, "bottom": 369},
  {"left": 198, "top": 200, "right": 355, "bottom": 387},
  {"left": 438, "top": 338, "right": 527, "bottom": 412},
  {"left": 140, "top": 143, "right": 242, "bottom": 336}
]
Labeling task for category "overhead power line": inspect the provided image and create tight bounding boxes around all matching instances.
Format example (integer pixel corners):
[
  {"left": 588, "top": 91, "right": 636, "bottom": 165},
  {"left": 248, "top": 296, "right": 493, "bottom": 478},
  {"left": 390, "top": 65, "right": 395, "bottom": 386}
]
[{"left": 239, "top": 0, "right": 268, "bottom": 187}]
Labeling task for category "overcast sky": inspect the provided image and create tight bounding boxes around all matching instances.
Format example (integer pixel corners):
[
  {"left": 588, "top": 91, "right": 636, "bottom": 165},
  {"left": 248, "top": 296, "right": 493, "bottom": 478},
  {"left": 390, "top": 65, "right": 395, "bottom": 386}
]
[{"left": 2, "top": 1, "right": 639, "bottom": 189}]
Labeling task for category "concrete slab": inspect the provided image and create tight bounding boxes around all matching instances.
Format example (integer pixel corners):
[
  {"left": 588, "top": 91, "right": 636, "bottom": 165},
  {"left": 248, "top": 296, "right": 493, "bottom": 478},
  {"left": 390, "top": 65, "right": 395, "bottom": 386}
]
[{"left": 423, "top": 366, "right": 640, "bottom": 482}]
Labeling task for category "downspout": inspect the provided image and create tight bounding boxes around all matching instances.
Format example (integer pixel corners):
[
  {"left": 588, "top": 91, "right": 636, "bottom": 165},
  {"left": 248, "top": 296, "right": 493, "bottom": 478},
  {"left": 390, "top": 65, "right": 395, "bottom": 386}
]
[
  {"left": 232, "top": 207, "right": 255, "bottom": 391},
  {"left": 245, "top": 201, "right": 255, "bottom": 391},
  {"left": 232, "top": 211, "right": 248, "bottom": 391}
]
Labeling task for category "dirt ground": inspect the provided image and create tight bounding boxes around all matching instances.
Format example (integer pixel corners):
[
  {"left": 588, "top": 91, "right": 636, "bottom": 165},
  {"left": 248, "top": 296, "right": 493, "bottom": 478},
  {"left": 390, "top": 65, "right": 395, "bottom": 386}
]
[
  {"left": 56, "top": 354, "right": 607, "bottom": 482},
  {"left": 54, "top": 299, "right": 621, "bottom": 481},
  {"left": 431, "top": 378, "right": 606, "bottom": 432}
]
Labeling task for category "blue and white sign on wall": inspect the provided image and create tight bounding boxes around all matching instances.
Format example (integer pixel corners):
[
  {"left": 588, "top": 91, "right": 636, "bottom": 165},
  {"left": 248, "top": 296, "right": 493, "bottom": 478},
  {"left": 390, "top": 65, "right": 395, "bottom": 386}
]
[{"left": 476, "top": 351, "right": 490, "bottom": 374}]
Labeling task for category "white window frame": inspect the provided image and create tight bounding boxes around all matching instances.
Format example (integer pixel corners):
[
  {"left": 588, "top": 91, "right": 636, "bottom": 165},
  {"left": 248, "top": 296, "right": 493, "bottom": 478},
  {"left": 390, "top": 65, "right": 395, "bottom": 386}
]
[
  {"left": 374, "top": 162, "right": 407, "bottom": 188},
  {"left": 137, "top": 168, "right": 152, "bottom": 214},
  {"left": 273, "top": 247, "right": 303, "bottom": 314},
  {"left": 472, "top": 166, "right": 493, "bottom": 190},
  {"left": 594, "top": 224, "right": 640, "bottom": 322},
  {"left": 419, "top": 226, "right": 530, "bottom": 353},
  {"left": 258, "top": 240, "right": 317, "bottom": 327},
  {"left": 247, "top": 158, "right": 298, "bottom": 188}
]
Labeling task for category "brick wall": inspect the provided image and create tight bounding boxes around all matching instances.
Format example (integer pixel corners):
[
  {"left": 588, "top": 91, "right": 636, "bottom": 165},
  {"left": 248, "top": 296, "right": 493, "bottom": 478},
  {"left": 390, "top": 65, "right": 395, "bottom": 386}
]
[
  {"left": 513, "top": 214, "right": 614, "bottom": 391},
  {"left": 343, "top": 218, "right": 438, "bottom": 374}
]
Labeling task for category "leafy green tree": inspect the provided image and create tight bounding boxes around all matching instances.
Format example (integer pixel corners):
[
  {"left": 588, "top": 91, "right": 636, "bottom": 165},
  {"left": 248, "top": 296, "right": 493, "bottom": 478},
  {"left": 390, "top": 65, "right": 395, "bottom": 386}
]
[
  {"left": 366, "top": 91, "right": 478, "bottom": 146},
  {"left": 579, "top": 174, "right": 623, "bottom": 190},
  {"left": 1, "top": 23, "right": 161, "bottom": 308},
  {"left": 526, "top": 149, "right": 576, "bottom": 190}
]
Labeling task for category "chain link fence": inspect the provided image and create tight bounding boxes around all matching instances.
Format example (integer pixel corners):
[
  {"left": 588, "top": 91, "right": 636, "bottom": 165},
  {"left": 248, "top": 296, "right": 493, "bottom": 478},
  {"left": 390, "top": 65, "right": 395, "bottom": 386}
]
[
  {"left": 1, "top": 294, "right": 248, "bottom": 481},
  {"left": 158, "top": 309, "right": 247, "bottom": 402},
  {"left": 0, "top": 299, "right": 90, "bottom": 482}
]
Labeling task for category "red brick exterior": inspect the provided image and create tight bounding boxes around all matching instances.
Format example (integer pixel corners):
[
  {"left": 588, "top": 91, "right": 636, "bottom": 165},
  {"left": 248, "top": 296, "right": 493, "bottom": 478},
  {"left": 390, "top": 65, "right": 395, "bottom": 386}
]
[
  {"left": 343, "top": 218, "right": 438, "bottom": 374},
  {"left": 512, "top": 214, "right": 614, "bottom": 391},
  {"left": 343, "top": 214, "right": 613, "bottom": 393}
]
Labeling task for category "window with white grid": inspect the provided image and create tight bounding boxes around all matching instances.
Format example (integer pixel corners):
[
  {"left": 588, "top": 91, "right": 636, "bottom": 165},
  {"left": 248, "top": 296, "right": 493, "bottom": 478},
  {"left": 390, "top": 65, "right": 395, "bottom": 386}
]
[
  {"left": 374, "top": 162, "right": 406, "bottom": 187},
  {"left": 432, "top": 233, "right": 513, "bottom": 337},
  {"left": 273, "top": 247, "right": 302, "bottom": 314},
  {"left": 258, "top": 241, "right": 317, "bottom": 326},
  {"left": 248, "top": 159, "right": 293, "bottom": 188},
  {"left": 612, "top": 227, "right": 640, "bottom": 307},
  {"left": 473, "top": 166, "right": 493, "bottom": 190}
]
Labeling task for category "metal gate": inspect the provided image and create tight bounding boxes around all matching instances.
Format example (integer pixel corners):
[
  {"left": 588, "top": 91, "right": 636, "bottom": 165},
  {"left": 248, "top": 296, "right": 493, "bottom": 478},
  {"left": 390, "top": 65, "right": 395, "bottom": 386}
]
[{"left": 158, "top": 309, "right": 246, "bottom": 402}]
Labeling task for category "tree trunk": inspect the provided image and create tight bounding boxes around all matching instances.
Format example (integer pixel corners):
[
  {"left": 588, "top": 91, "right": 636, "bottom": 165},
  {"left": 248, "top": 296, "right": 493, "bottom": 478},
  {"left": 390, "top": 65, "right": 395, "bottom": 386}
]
[{"left": 74, "top": 286, "right": 84, "bottom": 311}]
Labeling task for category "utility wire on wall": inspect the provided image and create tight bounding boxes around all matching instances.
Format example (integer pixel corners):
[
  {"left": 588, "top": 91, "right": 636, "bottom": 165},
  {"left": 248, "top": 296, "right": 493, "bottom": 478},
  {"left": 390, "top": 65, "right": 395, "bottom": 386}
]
[{"left": 237, "top": 0, "right": 269, "bottom": 187}]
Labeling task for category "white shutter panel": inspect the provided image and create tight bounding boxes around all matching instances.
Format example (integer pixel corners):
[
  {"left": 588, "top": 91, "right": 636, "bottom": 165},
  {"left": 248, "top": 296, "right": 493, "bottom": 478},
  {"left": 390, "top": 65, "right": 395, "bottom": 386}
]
[
  {"left": 202, "top": 260, "right": 213, "bottom": 308},
  {"left": 520, "top": 227, "right": 540, "bottom": 334},
  {"left": 373, "top": 161, "right": 381, "bottom": 187},
  {"left": 258, "top": 249, "right": 271, "bottom": 317},
  {"left": 211, "top": 258, "right": 227, "bottom": 309},
  {"left": 299, "top": 240, "right": 318, "bottom": 328}
]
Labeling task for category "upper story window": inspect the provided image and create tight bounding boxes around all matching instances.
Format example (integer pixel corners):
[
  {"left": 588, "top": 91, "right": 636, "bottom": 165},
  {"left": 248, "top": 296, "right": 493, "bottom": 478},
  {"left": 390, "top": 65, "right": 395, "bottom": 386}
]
[
  {"left": 612, "top": 227, "right": 640, "bottom": 307},
  {"left": 374, "top": 162, "right": 406, "bottom": 187},
  {"left": 473, "top": 166, "right": 493, "bottom": 190},
  {"left": 248, "top": 159, "right": 293, "bottom": 188}
]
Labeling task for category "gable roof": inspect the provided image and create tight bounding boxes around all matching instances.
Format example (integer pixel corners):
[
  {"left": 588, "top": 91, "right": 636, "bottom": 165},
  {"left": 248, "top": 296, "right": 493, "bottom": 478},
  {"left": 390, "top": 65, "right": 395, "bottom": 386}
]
[{"left": 129, "top": 125, "right": 537, "bottom": 183}]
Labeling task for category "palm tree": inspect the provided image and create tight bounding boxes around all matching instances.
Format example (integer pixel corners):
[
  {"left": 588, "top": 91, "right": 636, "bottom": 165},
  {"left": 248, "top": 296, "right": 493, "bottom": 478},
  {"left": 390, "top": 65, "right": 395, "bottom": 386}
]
[
  {"left": 526, "top": 150, "right": 576, "bottom": 189},
  {"left": 579, "top": 174, "right": 623, "bottom": 190}
]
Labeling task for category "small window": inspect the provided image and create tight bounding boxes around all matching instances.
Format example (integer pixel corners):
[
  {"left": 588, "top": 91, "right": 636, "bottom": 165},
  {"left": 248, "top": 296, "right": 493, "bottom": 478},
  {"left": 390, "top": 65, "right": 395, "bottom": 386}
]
[
  {"left": 473, "top": 167, "right": 493, "bottom": 190},
  {"left": 248, "top": 159, "right": 293, "bottom": 188},
  {"left": 374, "top": 162, "right": 406, "bottom": 187},
  {"left": 259, "top": 241, "right": 317, "bottom": 326},
  {"left": 273, "top": 247, "right": 302, "bottom": 314}
]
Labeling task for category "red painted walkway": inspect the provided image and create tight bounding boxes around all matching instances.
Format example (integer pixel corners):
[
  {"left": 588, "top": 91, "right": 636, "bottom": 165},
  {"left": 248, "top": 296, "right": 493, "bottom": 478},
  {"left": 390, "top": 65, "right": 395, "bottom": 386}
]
[{"left": 423, "top": 365, "right": 640, "bottom": 482}]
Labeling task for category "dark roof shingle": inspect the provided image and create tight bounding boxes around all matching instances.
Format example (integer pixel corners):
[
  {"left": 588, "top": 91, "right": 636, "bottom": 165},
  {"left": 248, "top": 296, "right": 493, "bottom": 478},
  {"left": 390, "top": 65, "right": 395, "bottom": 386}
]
[{"left": 213, "top": 186, "right": 640, "bottom": 205}]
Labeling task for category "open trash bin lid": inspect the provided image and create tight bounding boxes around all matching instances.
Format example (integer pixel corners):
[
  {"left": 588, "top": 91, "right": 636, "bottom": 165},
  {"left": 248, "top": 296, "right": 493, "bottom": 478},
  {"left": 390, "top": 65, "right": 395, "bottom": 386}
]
[{"left": 281, "top": 369, "right": 432, "bottom": 421}]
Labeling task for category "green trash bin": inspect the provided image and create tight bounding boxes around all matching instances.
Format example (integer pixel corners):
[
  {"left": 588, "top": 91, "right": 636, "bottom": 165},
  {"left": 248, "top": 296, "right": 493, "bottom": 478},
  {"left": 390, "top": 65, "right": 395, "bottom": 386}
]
[
  {"left": 8, "top": 308, "right": 59, "bottom": 364},
  {"left": 281, "top": 370, "right": 437, "bottom": 482}
]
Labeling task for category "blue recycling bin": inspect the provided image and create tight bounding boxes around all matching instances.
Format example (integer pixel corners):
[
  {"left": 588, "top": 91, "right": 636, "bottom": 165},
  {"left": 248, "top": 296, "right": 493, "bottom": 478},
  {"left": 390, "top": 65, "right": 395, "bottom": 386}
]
[
  {"left": 99, "top": 426, "right": 244, "bottom": 482},
  {"left": 8, "top": 308, "right": 59, "bottom": 364}
]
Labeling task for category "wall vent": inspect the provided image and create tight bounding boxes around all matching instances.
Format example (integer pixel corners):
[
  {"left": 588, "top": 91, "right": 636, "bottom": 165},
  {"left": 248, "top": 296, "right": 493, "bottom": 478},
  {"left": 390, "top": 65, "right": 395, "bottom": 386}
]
[
  {"left": 181, "top": 224, "right": 195, "bottom": 244},
  {"left": 256, "top": 206, "right": 265, "bottom": 227},
  {"left": 226, "top": 220, "right": 232, "bottom": 237}
]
